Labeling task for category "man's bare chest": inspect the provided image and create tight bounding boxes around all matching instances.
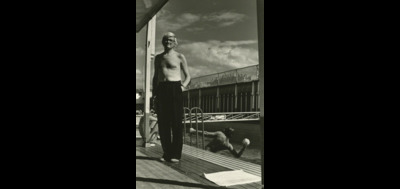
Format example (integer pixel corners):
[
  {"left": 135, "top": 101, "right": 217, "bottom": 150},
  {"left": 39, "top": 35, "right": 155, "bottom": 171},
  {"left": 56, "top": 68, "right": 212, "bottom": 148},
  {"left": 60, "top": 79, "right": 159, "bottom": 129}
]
[{"left": 160, "top": 55, "right": 180, "bottom": 69}]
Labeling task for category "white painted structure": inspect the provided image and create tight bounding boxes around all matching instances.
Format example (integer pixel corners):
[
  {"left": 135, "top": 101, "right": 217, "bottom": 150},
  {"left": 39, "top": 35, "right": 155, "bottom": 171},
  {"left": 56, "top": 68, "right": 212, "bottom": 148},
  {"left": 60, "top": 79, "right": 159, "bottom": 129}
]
[{"left": 136, "top": 0, "right": 168, "bottom": 147}]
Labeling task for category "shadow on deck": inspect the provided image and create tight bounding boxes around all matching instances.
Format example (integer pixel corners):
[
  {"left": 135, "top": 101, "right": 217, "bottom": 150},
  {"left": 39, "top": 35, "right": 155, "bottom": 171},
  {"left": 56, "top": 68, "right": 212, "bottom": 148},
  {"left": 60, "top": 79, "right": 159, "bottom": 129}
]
[{"left": 136, "top": 138, "right": 262, "bottom": 189}]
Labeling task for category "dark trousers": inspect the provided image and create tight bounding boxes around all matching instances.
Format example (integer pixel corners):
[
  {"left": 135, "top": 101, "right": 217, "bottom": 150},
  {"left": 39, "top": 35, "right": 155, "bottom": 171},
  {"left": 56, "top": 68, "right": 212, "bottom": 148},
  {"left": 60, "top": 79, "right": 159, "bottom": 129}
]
[{"left": 156, "top": 81, "right": 183, "bottom": 159}]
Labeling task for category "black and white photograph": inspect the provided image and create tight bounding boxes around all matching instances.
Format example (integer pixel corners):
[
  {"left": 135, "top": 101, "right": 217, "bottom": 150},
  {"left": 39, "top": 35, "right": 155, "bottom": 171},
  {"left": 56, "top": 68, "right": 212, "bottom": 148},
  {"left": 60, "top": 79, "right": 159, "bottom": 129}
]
[
  {"left": 136, "top": 0, "right": 264, "bottom": 188},
  {"left": 4, "top": 0, "right": 392, "bottom": 187}
]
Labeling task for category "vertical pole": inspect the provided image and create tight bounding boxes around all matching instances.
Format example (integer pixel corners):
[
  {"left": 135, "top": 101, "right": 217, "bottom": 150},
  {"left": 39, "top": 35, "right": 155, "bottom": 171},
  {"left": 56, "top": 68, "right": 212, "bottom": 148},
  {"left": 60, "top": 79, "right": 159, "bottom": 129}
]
[
  {"left": 234, "top": 84, "right": 238, "bottom": 112},
  {"left": 257, "top": 0, "right": 264, "bottom": 187},
  {"left": 258, "top": 81, "right": 261, "bottom": 111},
  {"left": 206, "top": 95, "right": 208, "bottom": 112},
  {"left": 230, "top": 94, "right": 233, "bottom": 112},
  {"left": 211, "top": 95, "right": 214, "bottom": 112},
  {"left": 216, "top": 87, "right": 220, "bottom": 112},
  {"left": 188, "top": 91, "right": 190, "bottom": 108},
  {"left": 199, "top": 89, "right": 202, "bottom": 109},
  {"left": 208, "top": 96, "right": 210, "bottom": 113},
  {"left": 204, "top": 95, "right": 207, "bottom": 112},
  {"left": 223, "top": 94, "right": 225, "bottom": 113},
  {"left": 234, "top": 69, "right": 238, "bottom": 112},
  {"left": 245, "top": 92, "right": 248, "bottom": 112},
  {"left": 251, "top": 82, "right": 255, "bottom": 111},
  {"left": 143, "top": 15, "right": 156, "bottom": 147},
  {"left": 209, "top": 96, "right": 212, "bottom": 113},
  {"left": 240, "top": 93, "right": 243, "bottom": 112}
]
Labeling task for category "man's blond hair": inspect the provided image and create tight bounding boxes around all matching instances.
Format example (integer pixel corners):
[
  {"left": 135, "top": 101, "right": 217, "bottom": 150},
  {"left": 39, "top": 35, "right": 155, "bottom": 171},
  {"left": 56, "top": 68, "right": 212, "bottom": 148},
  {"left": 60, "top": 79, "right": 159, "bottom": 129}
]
[{"left": 162, "top": 32, "right": 178, "bottom": 47}]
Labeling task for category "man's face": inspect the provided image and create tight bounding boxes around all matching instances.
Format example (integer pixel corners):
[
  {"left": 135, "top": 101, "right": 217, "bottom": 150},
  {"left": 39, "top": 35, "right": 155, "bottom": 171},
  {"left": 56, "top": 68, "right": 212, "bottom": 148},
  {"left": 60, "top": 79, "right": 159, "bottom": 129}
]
[{"left": 162, "top": 36, "right": 177, "bottom": 49}]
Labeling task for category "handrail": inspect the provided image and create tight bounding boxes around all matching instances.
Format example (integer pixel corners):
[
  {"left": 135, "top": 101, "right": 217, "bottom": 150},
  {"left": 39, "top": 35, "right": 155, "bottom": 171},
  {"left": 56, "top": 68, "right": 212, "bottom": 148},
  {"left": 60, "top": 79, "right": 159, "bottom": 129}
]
[
  {"left": 183, "top": 107, "right": 205, "bottom": 150},
  {"left": 138, "top": 111, "right": 258, "bottom": 149},
  {"left": 191, "top": 107, "right": 205, "bottom": 149},
  {"left": 183, "top": 112, "right": 260, "bottom": 122}
]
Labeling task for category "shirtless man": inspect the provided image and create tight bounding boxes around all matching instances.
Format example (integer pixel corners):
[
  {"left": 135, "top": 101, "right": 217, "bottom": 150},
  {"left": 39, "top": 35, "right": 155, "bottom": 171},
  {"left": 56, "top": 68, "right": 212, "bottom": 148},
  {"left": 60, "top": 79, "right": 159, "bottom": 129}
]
[
  {"left": 190, "top": 127, "right": 249, "bottom": 158},
  {"left": 153, "top": 32, "right": 191, "bottom": 163}
]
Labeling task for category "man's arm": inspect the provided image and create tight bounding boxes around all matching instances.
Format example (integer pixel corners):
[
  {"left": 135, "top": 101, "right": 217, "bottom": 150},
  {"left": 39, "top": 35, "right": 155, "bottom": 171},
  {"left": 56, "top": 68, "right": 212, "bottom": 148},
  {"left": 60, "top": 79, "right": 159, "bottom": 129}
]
[
  {"left": 189, "top": 128, "right": 218, "bottom": 136},
  {"left": 179, "top": 54, "right": 191, "bottom": 88},
  {"left": 149, "top": 115, "right": 158, "bottom": 132},
  {"left": 227, "top": 143, "right": 247, "bottom": 158},
  {"left": 149, "top": 115, "right": 157, "bottom": 121}
]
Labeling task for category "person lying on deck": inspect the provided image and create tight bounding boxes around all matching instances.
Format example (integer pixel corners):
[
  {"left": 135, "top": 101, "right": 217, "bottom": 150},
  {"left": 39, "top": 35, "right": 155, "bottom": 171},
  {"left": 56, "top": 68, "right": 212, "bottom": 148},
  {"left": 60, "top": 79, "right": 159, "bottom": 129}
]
[{"left": 189, "top": 127, "right": 249, "bottom": 158}]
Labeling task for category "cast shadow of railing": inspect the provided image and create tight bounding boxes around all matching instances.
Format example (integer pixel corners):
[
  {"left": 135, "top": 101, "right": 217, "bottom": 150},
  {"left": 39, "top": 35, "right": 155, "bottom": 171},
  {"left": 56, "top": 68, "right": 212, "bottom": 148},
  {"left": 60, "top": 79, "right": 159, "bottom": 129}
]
[{"left": 136, "top": 156, "right": 160, "bottom": 161}]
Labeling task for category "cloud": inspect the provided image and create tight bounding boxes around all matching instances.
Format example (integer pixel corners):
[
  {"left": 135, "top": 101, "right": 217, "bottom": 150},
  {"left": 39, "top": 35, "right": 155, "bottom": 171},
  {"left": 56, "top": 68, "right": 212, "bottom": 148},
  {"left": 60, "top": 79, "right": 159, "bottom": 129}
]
[
  {"left": 156, "top": 10, "right": 246, "bottom": 32},
  {"left": 136, "top": 70, "right": 144, "bottom": 89},
  {"left": 136, "top": 40, "right": 258, "bottom": 87},
  {"left": 203, "top": 11, "right": 246, "bottom": 27},
  {"left": 178, "top": 40, "right": 258, "bottom": 77},
  {"left": 136, "top": 47, "right": 145, "bottom": 56},
  {"left": 157, "top": 11, "right": 201, "bottom": 31},
  {"left": 185, "top": 27, "right": 205, "bottom": 32}
]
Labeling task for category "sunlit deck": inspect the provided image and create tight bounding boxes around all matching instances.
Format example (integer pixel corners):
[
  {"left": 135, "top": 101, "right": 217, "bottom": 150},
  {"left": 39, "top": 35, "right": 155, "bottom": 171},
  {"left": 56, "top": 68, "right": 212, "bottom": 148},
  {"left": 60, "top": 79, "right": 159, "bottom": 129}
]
[{"left": 136, "top": 138, "right": 262, "bottom": 189}]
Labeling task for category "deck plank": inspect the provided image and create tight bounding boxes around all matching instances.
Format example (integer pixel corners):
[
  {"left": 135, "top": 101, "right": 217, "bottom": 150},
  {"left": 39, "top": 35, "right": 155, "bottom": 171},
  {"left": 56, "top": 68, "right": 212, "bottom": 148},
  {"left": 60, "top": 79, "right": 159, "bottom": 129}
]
[
  {"left": 151, "top": 139, "right": 261, "bottom": 177},
  {"left": 137, "top": 151, "right": 209, "bottom": 189},
  {"left": 137, "top": 143, "right": 262, "bottom": 189},
  {"left": 181, "top": 143, "right": 261, "bottom": 177}
]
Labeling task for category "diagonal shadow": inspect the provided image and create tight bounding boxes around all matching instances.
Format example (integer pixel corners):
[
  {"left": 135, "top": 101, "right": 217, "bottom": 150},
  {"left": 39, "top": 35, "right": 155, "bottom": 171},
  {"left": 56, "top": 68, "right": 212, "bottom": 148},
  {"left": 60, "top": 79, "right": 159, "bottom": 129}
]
[
  {"left": 136, "top": 156, "right": 160, "bottom": 161},
  {"left": 136, "top": 177, "right": 229, "bottom": 189}
]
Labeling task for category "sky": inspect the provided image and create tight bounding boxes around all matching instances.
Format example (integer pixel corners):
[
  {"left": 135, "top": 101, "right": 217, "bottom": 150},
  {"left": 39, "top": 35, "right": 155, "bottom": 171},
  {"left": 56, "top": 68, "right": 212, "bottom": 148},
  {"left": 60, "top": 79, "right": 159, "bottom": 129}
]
[{"left": 136, "top": 0, "right": 259, "bottom": 89}]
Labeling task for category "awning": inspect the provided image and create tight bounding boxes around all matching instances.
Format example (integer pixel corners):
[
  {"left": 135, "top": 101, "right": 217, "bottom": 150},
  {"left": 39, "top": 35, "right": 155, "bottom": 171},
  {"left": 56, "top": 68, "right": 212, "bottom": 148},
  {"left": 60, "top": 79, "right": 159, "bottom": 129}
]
[{"left": 136, "top": 0, "right": 169, "bottom": 33}]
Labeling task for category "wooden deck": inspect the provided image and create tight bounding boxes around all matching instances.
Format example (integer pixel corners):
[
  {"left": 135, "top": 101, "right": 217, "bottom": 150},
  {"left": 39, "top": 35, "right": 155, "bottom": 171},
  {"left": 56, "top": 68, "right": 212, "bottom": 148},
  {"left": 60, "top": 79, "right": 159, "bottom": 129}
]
[{"left": 136, "top": 138, "right": 263, "bottom": 189}]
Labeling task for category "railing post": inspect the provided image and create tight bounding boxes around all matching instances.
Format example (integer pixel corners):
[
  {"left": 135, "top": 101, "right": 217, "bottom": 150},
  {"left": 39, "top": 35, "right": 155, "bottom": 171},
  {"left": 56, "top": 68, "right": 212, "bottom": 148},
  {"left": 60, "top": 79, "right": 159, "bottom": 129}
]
[
  {"left": 258, "top": 81, "right": 261, "bottom": 111},
  {"left": 220, "top": 94, "right": 225, "bottom": 112},
  {"left": 188, "top": 107, "right": 205, "bottom": 150},
  {"left": 183, "top": 107, "right": 191, "bottom": 145},
  {"left": 188, "top": 91, "right": 191, "bottom": 109},
  {"left": 195, "top": 108, "right": 199, "bottom": 148},
  {"left": 216, "top": 87, "right": 220, "bottom": 112},
  {"left": 189, "top": 108, "right": 193, "bottom": 146},
  {"left": 251, "top": 81, "right": 255, "bottom": 111},
  {"left": 244, "top": 93, "right": 246, "bottom": 111},
  {"left": 211, "top": 95, "right": 214, "bottom": 113},
  {"left": 234, "top": 84, "right": 238, "bottom": 112},
  {"left": 240, "top": 93, "right": 243, "bottom": 112},
  {"left": 198, "top": 89, "right": 202, "bottom": 111}
]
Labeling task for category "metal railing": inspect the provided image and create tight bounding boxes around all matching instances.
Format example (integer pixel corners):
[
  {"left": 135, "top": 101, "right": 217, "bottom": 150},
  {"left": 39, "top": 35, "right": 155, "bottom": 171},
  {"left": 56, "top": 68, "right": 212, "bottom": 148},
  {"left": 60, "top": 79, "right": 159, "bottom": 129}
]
[
  {"left": 183, "top": 107, "right": 205, "bottom": 149},
  {"left": 184, "top": 112, "right": 260, "bottom": 122},
  {"left": 137, "top": 111, "right": 259, "bottom": 127},
  {"left": 187, "top": 65, "right": 259, "bottom": 90},
  {"left": 137, "top": 109, "right": 259, "bottom": 149}
]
